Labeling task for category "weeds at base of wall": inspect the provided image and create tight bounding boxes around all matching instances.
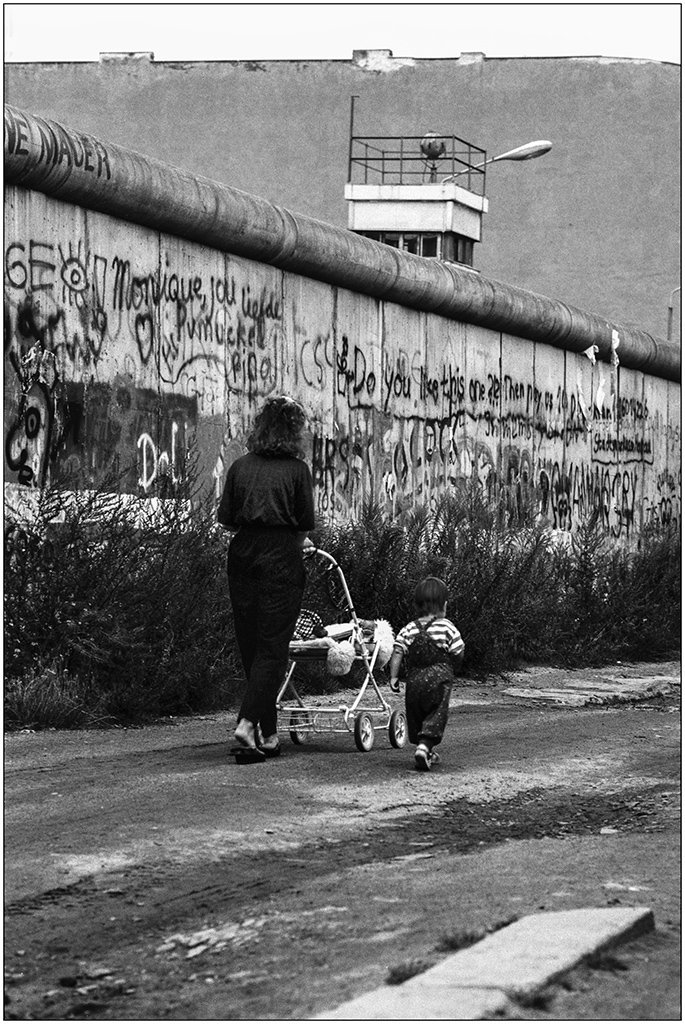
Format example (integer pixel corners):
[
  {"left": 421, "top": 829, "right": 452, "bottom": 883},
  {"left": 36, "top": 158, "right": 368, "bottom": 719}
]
[
  {"left": 4, "top": 482, "right": 681, "bottom": 731},
  {"left": 4, "top": 475, "right": 243, "bottom": 731},
  {"left": 4, "top": 666, "right": 103, "bottom": 731},
  {"left": 312, "top": 490, "right": 681, "bottom": 678}
]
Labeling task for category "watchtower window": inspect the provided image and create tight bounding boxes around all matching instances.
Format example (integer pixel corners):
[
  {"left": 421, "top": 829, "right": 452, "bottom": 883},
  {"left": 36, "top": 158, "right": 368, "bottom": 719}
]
[
  {"left": 355, "top": 230, "right": 474, "bottom": 267},
  {"left": 456, "top": 236, "right": 474, "bottom": 266},
  {"left": 421, "top": 235, "right": 439, "bottom": 258}
]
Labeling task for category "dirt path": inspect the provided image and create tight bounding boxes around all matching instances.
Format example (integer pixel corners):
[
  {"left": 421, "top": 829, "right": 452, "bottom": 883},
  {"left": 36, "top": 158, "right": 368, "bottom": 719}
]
[{"left": 4, "top": 662, "right": 680, "bottom": 1020}]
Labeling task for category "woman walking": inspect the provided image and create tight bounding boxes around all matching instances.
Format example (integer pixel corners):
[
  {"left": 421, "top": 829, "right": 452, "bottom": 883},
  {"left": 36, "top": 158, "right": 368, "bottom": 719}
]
[{"left": 218, "top": 396, "right": 315, "bottom": 763}]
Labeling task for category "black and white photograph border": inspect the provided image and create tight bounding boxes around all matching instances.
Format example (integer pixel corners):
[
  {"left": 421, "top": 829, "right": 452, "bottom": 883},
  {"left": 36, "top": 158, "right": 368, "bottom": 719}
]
[{"left": 3, "top": 4, "right": 681, "bottom": 1021}]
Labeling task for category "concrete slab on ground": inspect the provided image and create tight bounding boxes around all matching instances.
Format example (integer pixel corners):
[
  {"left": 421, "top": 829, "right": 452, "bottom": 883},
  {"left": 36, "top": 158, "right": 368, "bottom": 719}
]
[
  {"left": 319, "top": 984, "right": 511, "bottom": 1020},
  {"left": 503, "top": 675, "right": 676, "bottom": 706},
  {"left": 317, "top": 906, "right": 654, "bottom": 1020}
]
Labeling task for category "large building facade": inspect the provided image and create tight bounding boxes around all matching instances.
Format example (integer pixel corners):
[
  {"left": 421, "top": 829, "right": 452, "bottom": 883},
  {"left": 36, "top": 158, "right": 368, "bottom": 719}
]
[{"left": 4, "top": 50, "right": 680, "bottom": 343}]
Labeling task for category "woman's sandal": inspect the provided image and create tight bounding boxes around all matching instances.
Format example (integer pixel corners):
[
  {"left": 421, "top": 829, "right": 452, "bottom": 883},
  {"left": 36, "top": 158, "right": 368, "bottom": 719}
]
[
  {"left": 230, "top": 735, "right": 266, "bottom": 763},
  {"left": 255, "top": 727, "right": 282, "bottom": 759},
  {"left": 259, "top": 739, "right": 281, "bottom": 758},
  {"left": 233, "top": 747, "right": 266, "bottom": 764}
]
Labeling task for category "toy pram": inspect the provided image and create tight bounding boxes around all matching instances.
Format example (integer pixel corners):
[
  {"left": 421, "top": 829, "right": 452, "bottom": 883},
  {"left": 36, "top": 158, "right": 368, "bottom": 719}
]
[{"left": 276, "top": 548, "right": 407, "bottom": 752}]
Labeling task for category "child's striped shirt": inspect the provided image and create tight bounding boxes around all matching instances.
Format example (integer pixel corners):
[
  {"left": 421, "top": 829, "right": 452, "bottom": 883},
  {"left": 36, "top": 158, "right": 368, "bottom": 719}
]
[{"left": 393, "top": 616, "right": 465, "bottom": 657}]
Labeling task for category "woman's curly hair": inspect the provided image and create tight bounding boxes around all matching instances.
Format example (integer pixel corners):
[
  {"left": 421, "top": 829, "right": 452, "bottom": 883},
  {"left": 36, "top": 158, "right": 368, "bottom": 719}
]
[{"left": 247, "top": 395, "right": 307, "bottom": 457}]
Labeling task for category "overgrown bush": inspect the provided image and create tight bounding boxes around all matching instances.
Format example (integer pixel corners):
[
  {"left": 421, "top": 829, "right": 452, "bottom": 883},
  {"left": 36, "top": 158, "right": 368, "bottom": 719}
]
[
  {"left": 5, "top": 480, "right": 240, "bottom": 728},
  {"left": 314, "top": 487, "right": 680, "bottom": 676},
  {"left": 5, "top": 664, "right": 99, "bottom": 730},
  {"left": 4, "top": 478, "right": 680, "bottom": 729}
]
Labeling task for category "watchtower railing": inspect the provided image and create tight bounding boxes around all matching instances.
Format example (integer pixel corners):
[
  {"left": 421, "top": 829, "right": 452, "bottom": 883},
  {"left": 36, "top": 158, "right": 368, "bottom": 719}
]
[{"left": 347, "top": 133, "right": 487, "bottom": 193}]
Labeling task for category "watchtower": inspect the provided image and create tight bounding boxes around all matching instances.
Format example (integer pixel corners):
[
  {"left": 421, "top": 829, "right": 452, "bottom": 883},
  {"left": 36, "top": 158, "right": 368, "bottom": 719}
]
[{"left": 344, "top": 103, "right": 488, "bottom": 270}]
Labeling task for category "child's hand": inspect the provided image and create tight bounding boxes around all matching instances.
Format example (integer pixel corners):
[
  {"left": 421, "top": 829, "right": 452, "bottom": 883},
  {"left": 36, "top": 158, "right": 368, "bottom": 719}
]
[{"left": 389, "top": 678, "right": 401, "bottom": 693}]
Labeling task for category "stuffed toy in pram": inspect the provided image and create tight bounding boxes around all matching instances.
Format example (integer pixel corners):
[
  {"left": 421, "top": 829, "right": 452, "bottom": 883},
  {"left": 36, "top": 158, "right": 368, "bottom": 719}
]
[
  {"left": 291, "top": 611, "right": 394, "bottom": 677},
  {"left": 291, "top": 609, "right": 355, "bottom": 675}
]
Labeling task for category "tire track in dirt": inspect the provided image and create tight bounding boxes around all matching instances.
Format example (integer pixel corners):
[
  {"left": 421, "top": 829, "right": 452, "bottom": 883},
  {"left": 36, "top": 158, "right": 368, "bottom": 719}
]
[{"left": 5, "top": 781, "right": 679, "bottom": 1020}]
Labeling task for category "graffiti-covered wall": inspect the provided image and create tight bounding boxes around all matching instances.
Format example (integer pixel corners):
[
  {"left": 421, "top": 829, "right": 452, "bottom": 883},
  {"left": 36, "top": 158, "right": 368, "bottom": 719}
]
[{"left": 3, "top": 106, "right": 681, "bottom": 544}]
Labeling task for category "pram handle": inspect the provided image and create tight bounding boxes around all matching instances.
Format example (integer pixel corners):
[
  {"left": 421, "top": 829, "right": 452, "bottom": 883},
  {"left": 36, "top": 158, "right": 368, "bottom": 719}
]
[
  {"left": 303, "top": 545, "right": 338, "bottom": 567},
  {"left": 302, "top": 546, "right": 360, "bottom": 626}
]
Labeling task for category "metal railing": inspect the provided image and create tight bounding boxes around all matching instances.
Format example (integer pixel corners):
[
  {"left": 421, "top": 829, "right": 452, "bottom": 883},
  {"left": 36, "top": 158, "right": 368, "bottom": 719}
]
[{"left": 347, "top": 134, "right": 488, "bottom": 194}]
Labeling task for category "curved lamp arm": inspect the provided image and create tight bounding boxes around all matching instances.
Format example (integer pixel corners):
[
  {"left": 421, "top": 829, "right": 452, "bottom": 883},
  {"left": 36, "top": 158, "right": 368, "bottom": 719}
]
[{"left": 441, "top": 140, "right": 552, "bottom": 184}]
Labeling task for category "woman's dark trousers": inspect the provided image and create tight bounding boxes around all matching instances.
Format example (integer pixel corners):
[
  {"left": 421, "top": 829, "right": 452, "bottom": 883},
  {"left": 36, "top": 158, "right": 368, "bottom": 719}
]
[{"left": 227, "top": 528, "right": 305, "bottom": 737}]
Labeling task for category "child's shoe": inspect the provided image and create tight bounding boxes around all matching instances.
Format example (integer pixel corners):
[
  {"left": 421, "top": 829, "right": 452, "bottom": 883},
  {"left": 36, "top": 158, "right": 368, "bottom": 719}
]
[{"left": 414, "top": 743, "right": 432, "bottom": 771}]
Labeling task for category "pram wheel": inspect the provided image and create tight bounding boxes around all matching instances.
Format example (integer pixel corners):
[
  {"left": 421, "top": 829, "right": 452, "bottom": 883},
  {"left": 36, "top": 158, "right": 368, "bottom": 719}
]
[
  {"left": 289, "top": 711, "right": 312, "bottom": 745},
  {"left": 353, "top": 712, "right": 375, "bottom": 752},
  {"left": 388, "top": 709, "right": 408, "bottom": 748}
]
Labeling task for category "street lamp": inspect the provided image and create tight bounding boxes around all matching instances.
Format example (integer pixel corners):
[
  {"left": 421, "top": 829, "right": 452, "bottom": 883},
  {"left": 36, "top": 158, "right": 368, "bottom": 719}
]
[
  {"left": 666, "top": 286, "right": 680, "bottom": 342},
  {"left": 441, "top": 139, "right": 552, "bottom": 184}
]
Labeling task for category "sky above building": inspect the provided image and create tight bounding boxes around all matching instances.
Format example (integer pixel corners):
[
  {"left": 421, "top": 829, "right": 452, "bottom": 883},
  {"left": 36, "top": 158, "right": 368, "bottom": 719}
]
[{"left": 3, "top": 2, "right": 681, "bottom": 64}]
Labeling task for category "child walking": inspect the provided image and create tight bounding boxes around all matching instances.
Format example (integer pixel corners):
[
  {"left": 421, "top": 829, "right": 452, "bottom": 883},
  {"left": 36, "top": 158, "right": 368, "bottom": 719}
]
[{"left": 388, "top": 577, "right": 465, "bottom": 771}]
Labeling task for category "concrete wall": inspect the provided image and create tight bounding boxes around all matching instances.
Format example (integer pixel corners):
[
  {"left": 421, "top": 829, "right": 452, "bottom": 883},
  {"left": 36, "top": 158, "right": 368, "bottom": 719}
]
[
  {"left": 4, "top": 180, "right": 680, "bottom": 544},
  {"left": 4, "top": 52, "right": 680, "bottom": 341}
]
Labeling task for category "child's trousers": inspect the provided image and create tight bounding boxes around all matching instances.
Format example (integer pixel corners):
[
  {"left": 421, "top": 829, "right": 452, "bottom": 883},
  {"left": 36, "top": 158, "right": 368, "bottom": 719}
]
[{"left": 405, "top": 664, "right": 453, "bottom": 747}]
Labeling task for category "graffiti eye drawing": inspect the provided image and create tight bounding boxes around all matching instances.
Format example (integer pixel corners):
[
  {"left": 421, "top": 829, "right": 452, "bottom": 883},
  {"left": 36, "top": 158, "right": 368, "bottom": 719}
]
[
  {"left": 61, "top": 258, "right": 87, "bottom": 293},
  {"left": 58, "top": 244, "right": 89, "bottom": 306}
]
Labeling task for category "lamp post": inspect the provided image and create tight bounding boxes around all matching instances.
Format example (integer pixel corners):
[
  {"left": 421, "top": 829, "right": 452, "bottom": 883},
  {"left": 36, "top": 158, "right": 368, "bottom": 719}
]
[
  {"left": 441, "top": 139, "right": 552, "bottom": 184},
  {"left": 666, "top": 286, "right": 680, "bottom": 342}
]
